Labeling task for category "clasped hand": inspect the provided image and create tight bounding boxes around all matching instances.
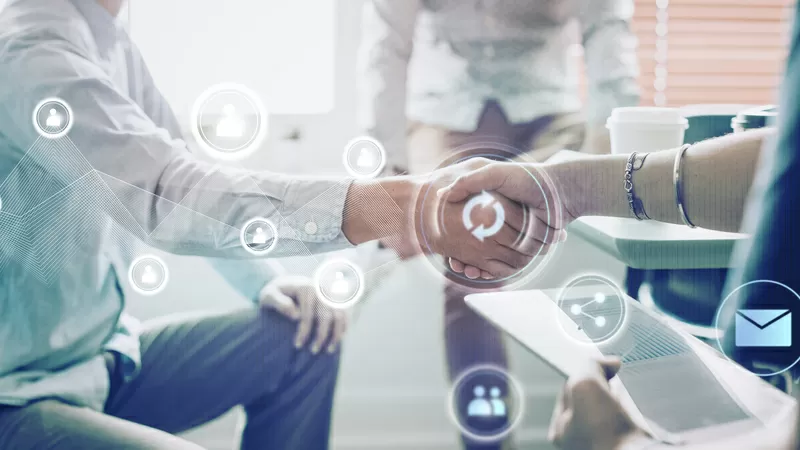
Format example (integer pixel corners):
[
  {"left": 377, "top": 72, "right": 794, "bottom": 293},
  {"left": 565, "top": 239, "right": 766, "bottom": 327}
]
[{"left": 416, "top": 159, "right": 571, "bottom": 279}]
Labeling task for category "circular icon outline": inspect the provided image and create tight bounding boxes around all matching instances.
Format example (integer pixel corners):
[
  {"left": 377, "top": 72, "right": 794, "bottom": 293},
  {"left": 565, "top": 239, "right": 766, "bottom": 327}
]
[
  {"left": 342, "top": 136, "right": 387, "bottom": 179},
  {"left": 713, "top": 279, "right": 800, "bottom": 377},
  {"left": 190, "top": 83, "right": 269, "bottom": 161},
  {"left": 447, "top": 364, "right": 525, "bottom": 443},
  {"left": 32, "top": 97, "right": 74, "bottom": 139},
  {"left": 239, "top": 217, "right": 279, "bottom": 256},
  {"left": 313, "top": 258, "right": 366, "bottom": 310},
  {"left": 128, "top": 254, "right": 169, "bottom": 296},
  {"left": 556, "top": 274, "right": 628, "bottom": 346},
  {"left": 414, "top": 142, "right": 564, "bottom": 291}
]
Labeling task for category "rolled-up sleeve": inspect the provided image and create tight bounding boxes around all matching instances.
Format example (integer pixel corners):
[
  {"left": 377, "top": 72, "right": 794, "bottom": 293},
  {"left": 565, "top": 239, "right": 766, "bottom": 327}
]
[
  {"left": 0, "top": 38, "right": 353, "bottom": 260},
  {"left": 357, "top": 0, "right": 420, "bottom": 171},
  {"left": 579, "top": 0, "right": 641, "bottom": 124}
]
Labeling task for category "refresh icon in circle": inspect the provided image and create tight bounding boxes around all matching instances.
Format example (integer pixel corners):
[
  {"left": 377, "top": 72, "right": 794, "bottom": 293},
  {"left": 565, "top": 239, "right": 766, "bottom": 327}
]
[{"left": 462, "top": 191, "right": 505, "bottom": 241}]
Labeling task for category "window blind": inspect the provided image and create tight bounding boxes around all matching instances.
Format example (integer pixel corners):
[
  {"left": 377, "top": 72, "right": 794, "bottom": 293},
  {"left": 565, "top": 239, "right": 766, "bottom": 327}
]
[{"left": 633, "top": 0, "right": 795, "bottom": 106}]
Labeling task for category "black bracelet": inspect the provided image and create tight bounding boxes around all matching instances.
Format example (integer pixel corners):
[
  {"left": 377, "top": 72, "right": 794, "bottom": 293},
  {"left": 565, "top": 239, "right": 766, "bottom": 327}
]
[{"left": 624, "top": 152, "right": 651, "bottom": 221}]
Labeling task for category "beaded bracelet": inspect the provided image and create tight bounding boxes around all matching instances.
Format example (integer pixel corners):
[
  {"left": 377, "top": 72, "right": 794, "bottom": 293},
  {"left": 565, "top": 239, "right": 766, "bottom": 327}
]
[{"left": 624, "top": 152, "right": 651, "bottom": 221}]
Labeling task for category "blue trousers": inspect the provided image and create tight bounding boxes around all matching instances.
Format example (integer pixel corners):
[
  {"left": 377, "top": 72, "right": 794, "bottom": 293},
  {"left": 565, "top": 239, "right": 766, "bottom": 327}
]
[{"left": 0, "top": 308, "right": 340, "bottom": 449}]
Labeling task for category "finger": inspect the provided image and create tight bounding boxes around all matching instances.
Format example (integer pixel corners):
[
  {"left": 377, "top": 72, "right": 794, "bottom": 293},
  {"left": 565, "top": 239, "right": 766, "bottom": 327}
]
[
  {"left": 449, "top": 258, "right": 466, "bottom": 273},
  {"left": 262, "top": 290, "right": 301, "bottom": 321},
  {"left": 328, "top": 311, "right": 349, "bottom": 353},
  {"left": 492, "top": 224, "right": 535, "bottom": 255},
  {"left": 311, "top": 304, "right": 334, "bottom": 354},
  {"left": 548, "top": 409, "right": 574, "bottom": 447},
  {"left": 480, "top": 270, "right": 495, "bottom": 279},
  {"left": 464, "top": 265, "right": 482, "bottom": 279},
  {"left": 478, "top": 259, "right": 518, "bottom": 278},
  {"left": 485, "top": 240, "right": 531, "bottom": 269},
  {"left": 599, "top": 356, "right": 623, "bottom": 380},
  {"left": 294, "top": 288, "right": 315, "bottom": 349},
  {"left": 492, "top": 195, "right": 526, "bottom": 233},
  {"left": 548, "top": 386, "right": 572, "bottom": 445},
  {"left": 440, "top": 164, "right": 508, "bottom": 203}
]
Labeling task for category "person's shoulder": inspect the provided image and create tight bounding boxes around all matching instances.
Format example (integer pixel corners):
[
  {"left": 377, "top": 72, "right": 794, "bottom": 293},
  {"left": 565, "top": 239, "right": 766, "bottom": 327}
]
[{"left": 0, "top": 0, "right": 94, "bottom": 64}]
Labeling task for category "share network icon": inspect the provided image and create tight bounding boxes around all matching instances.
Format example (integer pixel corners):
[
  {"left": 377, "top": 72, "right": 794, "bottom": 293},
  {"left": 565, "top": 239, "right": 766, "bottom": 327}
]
[
  {"left": 570, "top": 292, "right": 609, "bottom": 330},
  {"left": 462, "top": 191, "right": 505, "bottom": 241},
  {"left": 557, "top": 275, "right": 627, "bottom": 345}
]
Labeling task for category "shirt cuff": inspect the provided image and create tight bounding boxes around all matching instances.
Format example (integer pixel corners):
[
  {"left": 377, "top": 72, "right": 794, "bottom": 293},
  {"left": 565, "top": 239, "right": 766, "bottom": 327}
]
[{"left": 280, "top": 177, "right": 354, "bottom": 247}]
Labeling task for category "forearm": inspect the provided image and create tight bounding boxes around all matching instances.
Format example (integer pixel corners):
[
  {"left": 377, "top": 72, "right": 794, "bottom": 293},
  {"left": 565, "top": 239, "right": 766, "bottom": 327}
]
[{"left": 552, "top": 128, "right": 774, "bottom": 232}]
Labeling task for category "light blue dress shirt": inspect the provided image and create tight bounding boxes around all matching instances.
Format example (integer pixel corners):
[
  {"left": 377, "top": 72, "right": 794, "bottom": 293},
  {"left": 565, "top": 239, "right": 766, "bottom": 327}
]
[
  {"left": 358, "top": 0, "right": 641, "bottom": 169},
  {"left": 0, "top": 0, "right": 352, "bottom": 411}
]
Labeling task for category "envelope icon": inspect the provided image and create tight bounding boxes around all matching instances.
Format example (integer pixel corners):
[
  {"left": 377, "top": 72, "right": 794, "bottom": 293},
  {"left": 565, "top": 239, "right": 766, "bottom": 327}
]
[{"left": 735, "top": 309, "right": 792, "bottom": 347}]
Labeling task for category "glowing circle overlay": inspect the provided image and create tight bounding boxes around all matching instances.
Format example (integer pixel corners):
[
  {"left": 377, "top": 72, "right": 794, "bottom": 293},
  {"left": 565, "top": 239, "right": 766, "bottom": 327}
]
[
  {"left": 415, "top": 143, "right": 564, "bottom": 291},
  {"left": 313, "top": 258, "right": 366, "bottom": 310},
  {"left": 447, "top": 364, "right": 525, "bottom": 443},
  {"left": 191, "top": 83, "right": 269, "bottom": 160},
  {"left": 239, "top": 217, "right": 279, "bottom": 256},
  {"left": 32, "top": 97, "right": 74, "bottom": 139},
  {"left": 713, "top": 279, "right": 800, "bottom": 377},
  {"left": 555, "top": 274, "right": 628, "bottom": 345},
  {"left": 128, "top": 254, "right": 169, "bottom": 296},
  {"left": 342, "top": 136, "right": 387, "bottom": 179}
]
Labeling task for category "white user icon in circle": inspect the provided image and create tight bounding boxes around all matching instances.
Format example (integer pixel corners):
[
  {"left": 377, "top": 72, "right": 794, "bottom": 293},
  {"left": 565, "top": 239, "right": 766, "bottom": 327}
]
[
  {"left": 314, "top": 259, "right": 365, "bottom": 309},
  {"left": 239, "top": 217, "right": 279, "bottom": 255},
  {"left": 343, "top": 136, "right": 386, "bottom": 178},
  {"left": 129, "top": 255, "right": 169, "bottom": 296},
  {"left": 32, "top": 98, "right": 73, "bottom": 139}
]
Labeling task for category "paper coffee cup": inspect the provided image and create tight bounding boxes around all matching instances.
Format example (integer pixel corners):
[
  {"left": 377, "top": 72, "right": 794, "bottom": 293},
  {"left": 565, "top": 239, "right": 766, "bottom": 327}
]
[{"left": 606, "top": 107, "right": 689, "bottom": 154}]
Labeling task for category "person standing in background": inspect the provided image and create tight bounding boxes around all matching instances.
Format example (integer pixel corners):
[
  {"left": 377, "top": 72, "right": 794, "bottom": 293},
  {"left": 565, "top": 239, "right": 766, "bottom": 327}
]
[{"left": 358, "top": 1, "right": 640, "bottom": 448}]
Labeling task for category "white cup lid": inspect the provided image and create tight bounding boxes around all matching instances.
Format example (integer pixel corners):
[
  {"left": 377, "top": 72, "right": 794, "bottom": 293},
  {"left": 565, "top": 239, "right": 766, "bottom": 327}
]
[{"left": 607, "top": 107, "right": 688, "bottom": 128}]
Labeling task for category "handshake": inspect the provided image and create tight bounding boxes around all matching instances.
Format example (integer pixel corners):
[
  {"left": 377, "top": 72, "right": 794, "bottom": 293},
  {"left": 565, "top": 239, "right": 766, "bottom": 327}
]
[{"left": 373, "top": 157, "right": 585, "bottom": 283}]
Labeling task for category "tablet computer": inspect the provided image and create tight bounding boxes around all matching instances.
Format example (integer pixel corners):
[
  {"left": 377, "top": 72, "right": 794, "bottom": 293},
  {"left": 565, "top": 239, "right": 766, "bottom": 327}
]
[{"left": 465, "top": 287, "right": 787, "bottom": 443}]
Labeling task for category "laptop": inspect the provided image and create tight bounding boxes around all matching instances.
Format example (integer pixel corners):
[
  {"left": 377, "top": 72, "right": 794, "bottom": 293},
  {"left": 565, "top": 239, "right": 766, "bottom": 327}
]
[{"left": 465, "top": 287, "right": 794, "bottom": 444}]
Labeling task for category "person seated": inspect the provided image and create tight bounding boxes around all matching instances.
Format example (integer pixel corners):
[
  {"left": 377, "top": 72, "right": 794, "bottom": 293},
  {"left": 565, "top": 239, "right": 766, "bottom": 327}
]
[{"left": 0, "top": 0, "right": 538, "bottom": 449}]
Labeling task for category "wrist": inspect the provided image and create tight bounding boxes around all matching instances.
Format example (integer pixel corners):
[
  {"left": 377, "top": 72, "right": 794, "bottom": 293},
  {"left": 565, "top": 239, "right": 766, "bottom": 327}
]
[
  {"left": 546, "top": 154, "right": 630, "bottom": 219},
  {"left": 342, "top": 176, "right": 419, "bottom": 245}
]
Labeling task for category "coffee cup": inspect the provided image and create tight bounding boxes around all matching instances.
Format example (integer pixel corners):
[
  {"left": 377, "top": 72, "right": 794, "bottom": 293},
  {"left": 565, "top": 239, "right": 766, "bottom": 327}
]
[{"left": 606, "top": 107, "right": 689, "bottom": 154}]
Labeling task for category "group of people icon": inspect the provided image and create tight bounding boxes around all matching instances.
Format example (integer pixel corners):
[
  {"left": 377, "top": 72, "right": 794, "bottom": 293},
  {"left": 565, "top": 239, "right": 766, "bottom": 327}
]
[{"left": 467, "top": 385, "right": 506, "bottom": 418}]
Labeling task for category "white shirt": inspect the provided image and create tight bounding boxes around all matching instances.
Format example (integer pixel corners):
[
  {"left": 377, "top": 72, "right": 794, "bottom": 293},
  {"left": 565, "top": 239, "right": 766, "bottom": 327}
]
[
  {"left": 358, "top": 0, "right": 641, "bottom": 169},
  {"left": 0, "top": 0, "right": 351, "bottom": 410}
]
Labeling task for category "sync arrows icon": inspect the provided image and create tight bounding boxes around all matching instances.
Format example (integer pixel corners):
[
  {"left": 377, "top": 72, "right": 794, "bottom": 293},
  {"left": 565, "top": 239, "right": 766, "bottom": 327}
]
[{"left": 462, "top": 191, "right": 505, "bottom": 241}]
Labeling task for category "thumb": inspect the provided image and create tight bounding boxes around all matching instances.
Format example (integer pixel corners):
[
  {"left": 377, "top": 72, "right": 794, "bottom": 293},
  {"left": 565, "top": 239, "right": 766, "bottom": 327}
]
[
  {"left": 260, "top": 288, "right": 301, "bottom": 320},
  {"left": 439, "top": 165, "right": 506, "bottom": 203}
]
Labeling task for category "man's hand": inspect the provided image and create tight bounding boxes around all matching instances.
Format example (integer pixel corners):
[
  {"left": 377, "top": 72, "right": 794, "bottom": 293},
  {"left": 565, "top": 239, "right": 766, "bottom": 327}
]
[
  {"left": 412, "top": 158, "right": 544, "bottom": 278},
  {"left": 439, "top": 161, "right": 575, "bottom": 279},
  {"left": 259, "top": 276, "right": 348, "bottom": 354},
  {"left": 549, "top": 357, "right": 653, "bottom": 450}
]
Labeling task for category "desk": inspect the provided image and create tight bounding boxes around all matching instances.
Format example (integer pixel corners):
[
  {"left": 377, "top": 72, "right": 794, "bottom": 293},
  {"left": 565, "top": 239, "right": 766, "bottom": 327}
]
[{"left": 569, "top": 217, "right": 747, "bottom": 270}]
